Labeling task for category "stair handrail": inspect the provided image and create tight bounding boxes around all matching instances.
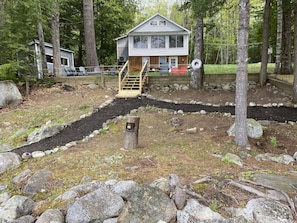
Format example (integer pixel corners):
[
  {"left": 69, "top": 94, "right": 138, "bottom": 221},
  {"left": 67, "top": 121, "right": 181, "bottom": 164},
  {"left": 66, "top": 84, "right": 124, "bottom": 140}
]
[
  {"left": 118, "top": 60, "right": 129, "bottom": 90},
  {"left": 139, "top": 60, "right": 149, "bottom": 92}
]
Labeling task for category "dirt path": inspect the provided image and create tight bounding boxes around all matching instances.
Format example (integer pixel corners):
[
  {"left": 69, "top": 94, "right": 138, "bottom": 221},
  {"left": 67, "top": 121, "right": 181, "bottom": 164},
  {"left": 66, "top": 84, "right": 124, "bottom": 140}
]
[{"left": 12, "top": 96, "right": 297, "bottom": 155}]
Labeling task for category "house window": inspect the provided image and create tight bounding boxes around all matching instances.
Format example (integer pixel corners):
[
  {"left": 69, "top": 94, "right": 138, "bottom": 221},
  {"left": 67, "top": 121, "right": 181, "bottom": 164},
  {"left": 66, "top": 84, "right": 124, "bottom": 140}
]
[
  {"left": 61, "top": 57, "right": 68, "bottom": 66},
  {"left": 159, "top": 20, "right": 166, "bottom": 26},
  {"left": 133, "top": 36, "right": 148, "bottom": 48},
  {"left": 46, "top": 55, "right": 53, "bottom": 63},
  {"left": 151, "top": 36, "right": 165, "bottom": 48},
  {"left": 46, "top": 55, "right": 69, "bottom": 66},
  {"left": 150, "top": 20, "right": 158, "bottom": 26},
  {"left": 169, "top": 35, "right": 184, "bottom": 48}
]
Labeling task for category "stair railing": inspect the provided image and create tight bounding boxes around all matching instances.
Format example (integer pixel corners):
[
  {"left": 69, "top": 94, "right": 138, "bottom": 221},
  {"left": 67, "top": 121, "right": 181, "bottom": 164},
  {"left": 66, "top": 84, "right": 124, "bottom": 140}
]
[
  {"left": 139, "top": 60, "right": 149, "bottom": 93},
  {"left": 118, "top": 60, "right": 129, "bottom": 90}
]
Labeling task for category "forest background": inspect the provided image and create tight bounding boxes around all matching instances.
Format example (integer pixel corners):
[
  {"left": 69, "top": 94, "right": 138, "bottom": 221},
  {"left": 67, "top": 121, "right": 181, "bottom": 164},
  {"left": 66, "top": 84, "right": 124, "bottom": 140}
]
[{"left": 0, "top": 0, "right": 270, "bottom": 68}]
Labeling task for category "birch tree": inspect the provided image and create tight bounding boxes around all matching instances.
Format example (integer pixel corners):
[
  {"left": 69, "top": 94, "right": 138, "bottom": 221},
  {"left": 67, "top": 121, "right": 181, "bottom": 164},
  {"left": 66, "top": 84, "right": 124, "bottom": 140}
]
[
  {"left": 52, "top": 0, "right": 62, "bottom": 77},
  {"left": 235, "top": 0, "right": 250, "bottom": 148},
  {"left": 274, "top": 0, "right": 282, "bottom": 74}
]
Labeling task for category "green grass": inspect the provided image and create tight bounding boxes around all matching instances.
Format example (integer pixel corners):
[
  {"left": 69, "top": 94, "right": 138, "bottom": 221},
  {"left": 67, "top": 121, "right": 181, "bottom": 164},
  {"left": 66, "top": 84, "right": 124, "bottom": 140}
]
[{"left": 146, "top": 63, "right": 275, "bottom": 76}]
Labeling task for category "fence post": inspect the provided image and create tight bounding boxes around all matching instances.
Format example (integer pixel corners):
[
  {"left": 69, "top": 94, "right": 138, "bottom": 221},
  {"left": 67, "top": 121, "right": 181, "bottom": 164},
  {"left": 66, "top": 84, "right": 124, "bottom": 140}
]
[{"left": 123, "top": 116, "right": 140, "bottom": 149}]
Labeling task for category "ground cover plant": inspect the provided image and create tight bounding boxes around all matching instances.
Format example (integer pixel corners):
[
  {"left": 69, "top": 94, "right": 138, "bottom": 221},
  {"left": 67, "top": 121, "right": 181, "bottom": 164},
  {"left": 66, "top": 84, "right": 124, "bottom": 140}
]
[{"left": 0, "top": 81, "right": 297, "bottom": 216}]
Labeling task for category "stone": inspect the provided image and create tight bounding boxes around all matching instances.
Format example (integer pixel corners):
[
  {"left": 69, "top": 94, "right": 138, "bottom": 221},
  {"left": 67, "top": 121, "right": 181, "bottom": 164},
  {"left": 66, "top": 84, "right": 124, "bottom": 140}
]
[
  {"left": 0, "top": 80, "right": 23, "bottom": 108},
  {"left": 0, "top": 192, "right": 10, "bottom": 204},
  {"left": 35, "top": 209, "right": 64, "bottom": 223},
  {"left": 185, "top": 127, "right": 197, "bottom": 134},
  {"left": 255, "top": 153, "right": 295, "bottom": 165},
  {"left": 222, "top": 153, "right": 244, "bottom": 167},
  {"left": 0, "top": 142, "right": 12, "bottom": 152},
  {"left": 149, "top": 178, "right": 169, "bottom": 193},
  {"left": 177, "top": 199, "right": 224, "bottom": 222},
  {"left": 12, "top": 169, "right": 32, "bottom": 185},
  {"left": 27, "top": 125, "right": 65, "bottom": 144},
  {"left": 23, "top": 169, "right": 53, "bottom": 195},
  {"left": 87, "top": 83, "right": 99, "bottom": 89},
  {"left": 0, "top": 152, "right": 21, "bottom": 174},
  {"left": 0, "top": 195, "right": 35, "bottom": 222},
  {"left": 31, "top": 151, "right": 46, "bottom": 158},
  {"left": 9, "top": 215, "right": 35, "bottom": 223},
  {"left": 242, "top": 198, "right": 294, "bottom": 223},
  {"left": 117, "top": 185, "right": 176, "bottom": 223},
  {"left": 227, "top": 119, "right": 263, "bottom": 139},
  {"left": 111, "top": 180, "right": 137, "bottom": 200},
  {"left": 66, "top": 186, "right": 124, "bottom": 223}
]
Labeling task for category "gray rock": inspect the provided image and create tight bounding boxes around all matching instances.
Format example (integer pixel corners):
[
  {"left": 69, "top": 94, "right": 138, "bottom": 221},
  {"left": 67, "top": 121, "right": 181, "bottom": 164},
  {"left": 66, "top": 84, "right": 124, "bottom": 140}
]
[
  {"left": 185, "top": 127, "right": 197, "bottom": 134},
  {"left": 9, "top": 215, "right": 35, "bottom": 223},
  {"left": 12, "top": 169, "right": 32, "bottom": 185},
  {"left": 0, "top": 195, "right": 35, "bottom": 222},
  {"left": 36, "top": 209, "right": 64, "bottom": 223},
  {"left": 149, "top": 178, "right": 169, "bottom": 193},
  {"left": 117, "top": 185, "right": 176, "bottom": 223},
  {"left": 23, "top": 169, "right": 53, "bottom": 195},
  {"left": 111, "top": 180, "right": 137, "bottom": 200},
  {"left": 242, "top": 198, "right": 294, "bottom": 223},
  {"left": 227, "top": 119, "right": 263, "bottom": 139},
  {"left": 0, "top": 80, "right": 23, "bottom": 108},
  {"left": 222, "top": 153, "right": 244, "bottom": 167},
  {"left": 27, "top": 125, "right": 65, "bottom": 144},
  {"left": 66, "top": 186, "right": 124, "bottom": 223},
  {"left": 31, "top": 151, "right": 46, "bottom": 158},
  {"left": 0, "top": 192, "right": 10, "bottom": 204},
  {"left": 177, "top": 199, "right": 224, "bottom": 222},
  {"left": 103, "top": 218, "right": 118, "bottom": 223},
  {"left": 0, "top": 152, "right": 21, "bottom": 174},
  {"left": 255, "top": 153, "right": 295, "bottom": 165}
]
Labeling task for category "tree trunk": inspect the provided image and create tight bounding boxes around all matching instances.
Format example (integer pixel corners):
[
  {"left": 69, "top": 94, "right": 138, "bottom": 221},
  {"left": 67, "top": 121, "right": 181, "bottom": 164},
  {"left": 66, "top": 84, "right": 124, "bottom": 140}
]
[
  {"left": 274, "top": 0, "right": 282, "bottom": 74},
  {"left": 293, "top": 0, "right": 297, "bottom": 102},
  {"left": 280, "top": 1, "right": 293, "bottom": 74},
  {"left": 259, "top": 0, "right": 271, "bottom": 86},
  {"left": 235, "top": 0, "right": 250, "bottom": 148},
  {"left": 123, "top": 116, "right": 140, "bottom": 150},
  {"left": 52, "top": 3, "right": 62, "bottom": 77},
  {"left": 190, "top": 16, "right": 204, "bottom": 89},
  {"left": 38, "top": 22, "right": 47, "bottom": 79},
  {"left": 83, "top": 0, "right": 99, "bottom": 70}
]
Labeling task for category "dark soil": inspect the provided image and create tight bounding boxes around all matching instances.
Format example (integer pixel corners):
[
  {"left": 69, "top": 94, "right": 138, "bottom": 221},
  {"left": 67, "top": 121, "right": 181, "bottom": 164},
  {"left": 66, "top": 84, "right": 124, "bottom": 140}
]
[{"left": 12, "top": 96, "right": 297, "bottom": 155}]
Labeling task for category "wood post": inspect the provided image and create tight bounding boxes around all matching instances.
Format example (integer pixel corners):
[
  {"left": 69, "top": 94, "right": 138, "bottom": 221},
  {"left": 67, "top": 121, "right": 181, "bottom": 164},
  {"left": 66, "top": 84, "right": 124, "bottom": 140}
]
[{"left": 123, "top": 116, "right": 140, "bottom": 149}]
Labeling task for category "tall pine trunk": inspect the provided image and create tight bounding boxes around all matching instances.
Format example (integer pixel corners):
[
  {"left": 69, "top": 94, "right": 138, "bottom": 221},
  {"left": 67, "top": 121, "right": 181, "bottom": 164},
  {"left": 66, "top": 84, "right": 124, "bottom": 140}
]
[
  {"left": 274, "top": 0, "right": 282, "bottom": 74},
  {"left": 280, "top": 1, "right": 293, "bottom": 74},
  {"left": 38, "top": 22, "right": 47, "bottom": 79},
  {"left": 235, "top": 0, "right": 250, "bottom": 148},
  {"left": 259, "top": 0, "right": 271, "bottom": 86},
  {"left": 83, "top": 0, "right": 99, "bottom": 70},
  {"left": 293, "top": 0, "right": 297, "bottom": 102},
  {"left": 190, "top": 16, "right": 204, "bottom": 89}
]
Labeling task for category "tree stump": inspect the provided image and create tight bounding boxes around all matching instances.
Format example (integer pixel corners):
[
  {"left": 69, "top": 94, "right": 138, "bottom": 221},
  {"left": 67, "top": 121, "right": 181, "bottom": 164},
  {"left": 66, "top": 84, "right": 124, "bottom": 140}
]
[{"left": 123, "top": 116, "right": 140, "bottom": 149}]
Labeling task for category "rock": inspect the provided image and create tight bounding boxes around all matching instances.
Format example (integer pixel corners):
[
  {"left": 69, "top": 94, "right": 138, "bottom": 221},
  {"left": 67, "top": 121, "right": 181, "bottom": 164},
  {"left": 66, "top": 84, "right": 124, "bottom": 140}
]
[
  {"left": 35, "top": 209, "right": 64, "bottom": 223},
  {"left": 66, "top": 186, "right": 124, "bottom": 223},
  {"left": 23, "top": 169, "right": 53, "bottom": 195},
  {"left": 242, "top": 198, "right": 294, "bottom": 223},
  {"left": 0, "top": 80, "right": 23, "bottom": 108},
  {"left": 62, "top": 84, "right": 75, "bottom": 91},
  {"left": 177, "top": 199, "right": 224, "bottom": 222},
  {"left": 87, "top": 83, "right": 99, "bottom": 89},
  {"left": 111, "top": 180, "right": 137, "bottom": 200},
  {"left": 0, "top": 192, "right": 10, "bottom": 204},
  {"left": 227, "top": 119, "right": 263, "bottom": 139},
  {"left": 255, "top": 153, "right": 295, "bottom": 165},
  {"left": 0, "top": 195, "right": 35, "bottom": 222},
  {"left": 168, "top": 174, "right": 186, "bottom": 210},
  {"left": 27, "top": 125, "right": 65, "bottom": 144},
  {"left": 9, "top": 215, "right": 35, "bottom": 223},
  {"left": 0, "top": 152, "right": 21, "bottom": 174},
  {"left": 185, "top": 127, "right": 197, "bottom": 134},
  {"left": 150, "top": 178, "right": 169, "bottom": 193},
  {"left": 31, "top": 151, "right": 46, "bottom": 158},
  {"left": 222, "top": 153, "right": 244, "bottom": 167},
  {"left": 117, "top": 185, "right": 176, "bottom": 223},
  {"left": 162, "top": 86, "right": 170, "bottom": 93},
  {"left": 12, "top": 169, "right": 32, "bottom": 185}
]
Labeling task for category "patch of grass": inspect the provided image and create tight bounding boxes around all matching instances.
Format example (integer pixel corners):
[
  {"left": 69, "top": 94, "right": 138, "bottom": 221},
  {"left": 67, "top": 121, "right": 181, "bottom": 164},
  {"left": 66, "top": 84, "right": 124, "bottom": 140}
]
[
  {"left": 79, "top": 105, "right": 89, "bottom": 111},
  {"left": 209, "top": 200, "right": 219, "bottom": 212},
  {"left": 270, "top": 136, "right": 278, "bottom": 148}
]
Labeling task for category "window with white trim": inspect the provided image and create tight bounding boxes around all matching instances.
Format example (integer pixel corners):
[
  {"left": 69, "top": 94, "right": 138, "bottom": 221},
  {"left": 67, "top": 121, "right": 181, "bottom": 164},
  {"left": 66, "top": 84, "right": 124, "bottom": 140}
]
[
  {"left": 169, "top": 35, "right": 184, "bottom": 48},
  {"left": 133, "top": 36, "right": 148, "bottom": 48},
  {"left": 151, "top": 36, "right": 165, "bottom": 48}
]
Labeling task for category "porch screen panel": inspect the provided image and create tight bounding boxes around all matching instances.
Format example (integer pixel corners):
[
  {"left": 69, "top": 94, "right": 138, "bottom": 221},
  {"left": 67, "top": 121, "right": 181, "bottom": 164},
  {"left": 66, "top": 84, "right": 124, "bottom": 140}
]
[
  {"left": 151, "top": 36, "right": 165, "bottom": 48},
  {"left": 133, "top": 36, "right": 148, "bottom": 48},
  {"left": 169, "top": 35, "right": 184, "bottom": 48}
]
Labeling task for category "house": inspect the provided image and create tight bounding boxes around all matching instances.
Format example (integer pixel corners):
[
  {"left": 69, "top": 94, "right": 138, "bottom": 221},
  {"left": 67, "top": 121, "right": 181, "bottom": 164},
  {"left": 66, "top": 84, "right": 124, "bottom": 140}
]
[
  {"left": 116, "top": 13, "right": 191, "bottom": 74},
  {"left": 29, "top": 40, "right": 75, "bottom": 78}
]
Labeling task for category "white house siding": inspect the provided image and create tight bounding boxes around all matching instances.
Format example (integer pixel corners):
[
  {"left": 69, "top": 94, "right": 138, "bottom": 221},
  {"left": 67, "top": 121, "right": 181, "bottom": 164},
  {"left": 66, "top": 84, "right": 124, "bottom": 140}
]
[{"left": 116, "top": 37, "right": 129, "bottom": 62}]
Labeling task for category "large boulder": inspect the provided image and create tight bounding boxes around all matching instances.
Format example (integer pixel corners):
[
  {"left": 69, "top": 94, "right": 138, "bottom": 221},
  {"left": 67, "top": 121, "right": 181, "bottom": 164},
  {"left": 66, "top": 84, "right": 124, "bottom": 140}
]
[
  {"left": 35, "top": 209, "right": 64, "bottom": 223},
  {"left": 117, "top": 185, "right": 177, "bottom": 223},
  {"left": 0, "top": 80, "right": 23, "bottom": 108},
  {"left": 227, "top": 119, "right": 263, "bottom": 139},
  {"left": 23, "top": 169, "right": 53, "bottom": 195},
  {"left": 27, "top": 125, "right": 65, "bottom": 144},
  {"left": 0, "top": 195, "right": 35, "bottom": 222},
  {"left": 0, "top": 152, "right": 21, "bottom": 174},
  {"left": 66, "top": 186, "right": 124, "bottom": 223}
]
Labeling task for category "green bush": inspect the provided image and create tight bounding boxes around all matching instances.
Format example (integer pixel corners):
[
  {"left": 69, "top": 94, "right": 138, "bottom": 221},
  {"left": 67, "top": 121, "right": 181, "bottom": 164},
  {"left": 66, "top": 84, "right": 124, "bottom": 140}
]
[{"left": 0, "top": 63, "right": 20, "bottom": 82}]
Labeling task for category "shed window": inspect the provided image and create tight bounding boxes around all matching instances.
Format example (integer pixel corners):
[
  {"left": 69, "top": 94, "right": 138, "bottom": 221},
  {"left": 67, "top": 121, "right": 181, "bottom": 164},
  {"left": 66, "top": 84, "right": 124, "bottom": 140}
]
[
  {"left": 169, "top": 35, "right": 184, "bottom": 48},
  {"left": 133, "top": 36, "right": 148, "bottom": 48},
  {"left": 151, "top": 36, "right": 165, "bottom": 48}
]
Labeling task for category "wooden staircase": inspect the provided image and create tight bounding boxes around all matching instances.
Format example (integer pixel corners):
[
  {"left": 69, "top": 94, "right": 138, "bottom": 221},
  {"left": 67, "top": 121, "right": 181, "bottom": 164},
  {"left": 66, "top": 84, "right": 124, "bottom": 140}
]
[{"left": 116, "top": 60, "right": 148, "bottom": 98}]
